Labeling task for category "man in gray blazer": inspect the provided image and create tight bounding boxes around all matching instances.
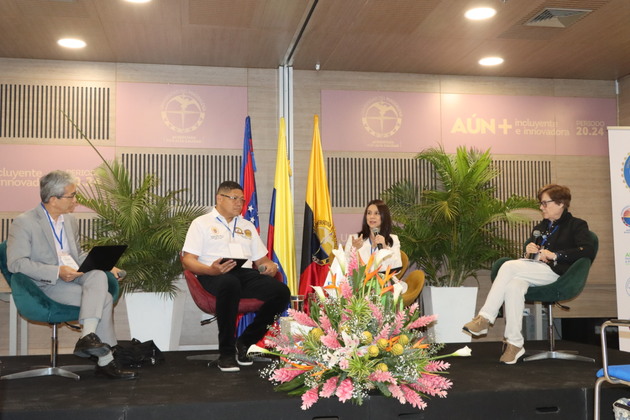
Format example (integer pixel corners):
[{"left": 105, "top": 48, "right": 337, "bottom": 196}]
[{"left": 7, "top": 170, "right": 136, "bottom": 380}]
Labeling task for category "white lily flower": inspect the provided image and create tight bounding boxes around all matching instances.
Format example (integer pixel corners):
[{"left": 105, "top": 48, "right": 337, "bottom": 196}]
[
  {"left": 311, "top": 286, "right": 327, "bottom": 301},
  {"left": 247, "top": 344, "right": 270, "bottom": 356},
  {"left": 392, "top": 282, "right": 404, "bottom": 303},
  {"left": 331, "top": 245, "right": 347, "bottom": 274},
  {"left": 373, "top": 248, "right": 394, "bottom": 268},
  {"left": 452, "top": 345, "right": 472, "bottom": 357}
]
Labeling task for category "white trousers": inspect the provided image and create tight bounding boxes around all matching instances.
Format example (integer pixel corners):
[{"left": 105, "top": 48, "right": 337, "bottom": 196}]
[
  {"left": 40, "top": 270, "right": 117, "bottom": 346},
  {"left": 478, "top": 259, "right": 559, "bottom": 347}
]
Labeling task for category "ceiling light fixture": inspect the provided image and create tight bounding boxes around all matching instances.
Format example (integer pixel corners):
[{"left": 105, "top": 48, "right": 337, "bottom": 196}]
[
  {"left": 465, "top": 7, "right": 497, "bottom": 20},
  {"left": 479, "top": 57, "right": 504, "bottom": 66},
  {"left": 57, "top": 38, "right": 86, "bottom": 49},
  {"left": 124, "top": 0, "right": 151, "bottom": 3}
]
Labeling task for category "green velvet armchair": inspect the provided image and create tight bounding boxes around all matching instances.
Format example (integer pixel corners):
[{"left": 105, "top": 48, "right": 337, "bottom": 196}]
[
  {"left": 490, "top": 231, "right": 598, "bottom": 362},
  {"left": 0, "top": 240, "right": 119, "bottom": 380}
]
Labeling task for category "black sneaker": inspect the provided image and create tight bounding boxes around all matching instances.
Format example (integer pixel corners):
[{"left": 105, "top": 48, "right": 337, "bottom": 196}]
[
  {"left": 235, "top": 339, "right": 253, "bottom": 366},
  {"left": 217, "top": 355, "right": 240, "bottom": 372}
]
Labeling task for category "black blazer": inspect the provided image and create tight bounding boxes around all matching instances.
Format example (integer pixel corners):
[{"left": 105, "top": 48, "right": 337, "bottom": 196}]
[{"left": 529, "top": 210, "right": 595, "bottom": 275}]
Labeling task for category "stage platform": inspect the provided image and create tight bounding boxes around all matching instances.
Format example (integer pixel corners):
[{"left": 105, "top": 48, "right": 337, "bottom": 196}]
[{"left": 0, "top": 340, "right": 628, "bottom": 420}]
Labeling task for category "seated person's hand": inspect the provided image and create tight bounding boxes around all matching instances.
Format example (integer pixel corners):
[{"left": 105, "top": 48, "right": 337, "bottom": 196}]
[
  {"left": 211, "top": 258, "right": 237, "bottom": 275},
  {"left": 259, "top": 262, "right": 279, "bottom": 277},
  {"left": 352, "top": 234, "right": 364, "bottom": 249},
  {"left": 59, "top": 265, "right": 82, "bottom": 282}
]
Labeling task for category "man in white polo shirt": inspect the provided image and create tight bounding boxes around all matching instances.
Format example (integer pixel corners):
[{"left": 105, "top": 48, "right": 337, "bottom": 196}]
[{"left": 182, "top": 181, "right": 290, "bottom": 372}]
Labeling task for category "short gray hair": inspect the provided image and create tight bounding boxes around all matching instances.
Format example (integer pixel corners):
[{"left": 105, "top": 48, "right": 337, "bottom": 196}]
[{"left": 40, "top": 170, "right": 77, "bottom": 203}]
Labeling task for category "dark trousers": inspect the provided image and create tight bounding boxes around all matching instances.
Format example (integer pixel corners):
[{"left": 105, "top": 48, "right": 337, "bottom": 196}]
[{"left": 198, "top": 268, "right": 290, "bottom": 356}]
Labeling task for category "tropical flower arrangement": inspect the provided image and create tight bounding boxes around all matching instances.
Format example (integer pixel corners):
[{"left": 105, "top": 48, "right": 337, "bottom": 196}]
[{"left": 247, "top": 246, "right": 471, "bottom": 410}]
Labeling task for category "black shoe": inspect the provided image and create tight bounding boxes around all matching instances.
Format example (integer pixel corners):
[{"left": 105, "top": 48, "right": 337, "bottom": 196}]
[
  {"left": 96, "top": 359, "right": 138, "bottom": 380},
  {"left": 73, "top": 333, "right": 111, "bottom": 358},
  {"left": 235, "top": 339, "right": 253, "bottom": 366},
  {"left": 217, "top": 354, "right": 240, "bottom": 372}
]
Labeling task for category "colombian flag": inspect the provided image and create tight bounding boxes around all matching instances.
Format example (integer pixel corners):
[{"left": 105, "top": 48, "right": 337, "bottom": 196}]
[
  {"left": 298, "top": 115, "right": 338, "bottom": 296},
  {"left": 267, "top": 118, "right": 297, "bottom": 294}
]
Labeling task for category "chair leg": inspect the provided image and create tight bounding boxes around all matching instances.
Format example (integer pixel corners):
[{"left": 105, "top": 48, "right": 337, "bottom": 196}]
[
  {"left": 593, "top": 377, "right": 606, "bottom": 420},
  {"left": 524, "top": 303, "right": 594, "bottom": 363},
  {"left": 1, "top": 323, "right": 93, "bottom": 381}
]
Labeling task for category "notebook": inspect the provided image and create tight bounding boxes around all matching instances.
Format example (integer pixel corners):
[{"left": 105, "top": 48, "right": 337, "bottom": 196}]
[{"left": 78, "top": 245, "right": 128, "bottom": 273}]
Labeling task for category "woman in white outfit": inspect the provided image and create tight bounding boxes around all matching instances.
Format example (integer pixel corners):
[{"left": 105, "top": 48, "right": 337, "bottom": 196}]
[{"left": 344, "top": 199, "right": 403, "bottom": 273}]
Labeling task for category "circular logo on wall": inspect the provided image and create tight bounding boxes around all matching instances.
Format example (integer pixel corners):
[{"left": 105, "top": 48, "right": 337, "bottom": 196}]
[
  {"left": 622, "top": 206, "right": 630, "bottom": 228},
  {"left": 361, "top": 97, "right": 402, "bottom": 138},
  {"left": 622, "top": 153, "right": 630, "bottom": 190},
  {"left": 161, "top": 91, "right": 206, "bottom": 133}
]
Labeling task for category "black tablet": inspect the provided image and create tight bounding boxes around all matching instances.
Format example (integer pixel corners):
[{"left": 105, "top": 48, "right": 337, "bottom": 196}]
[
  {"left": 78, "top": 245, "right": 128, "bottom": 272},
  {"left": 219, "top": 258, "right": 248, "bottom": 268}
]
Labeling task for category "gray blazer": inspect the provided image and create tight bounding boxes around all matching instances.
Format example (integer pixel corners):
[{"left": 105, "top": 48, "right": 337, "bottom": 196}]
[{"left": 7, "top": 204, "right": 87, "bottom": 286}]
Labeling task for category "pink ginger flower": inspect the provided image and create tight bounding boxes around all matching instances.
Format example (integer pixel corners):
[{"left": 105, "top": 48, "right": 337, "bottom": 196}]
[
  {"left": 368, "top": 301, "right": 383, "bottom": 325},
  {"left": 412, "top": 374, "right": 453, "bottom": 397},
  {"left": 320, "top": 376, "right": 339, "bottom": 398},
  {"left": 407, "top": 302, "right": 419, "bottom": 314},
  {"left": 368, "top": 370, "right": 396, "bottom": 384},
  {"left": 392, "top": 310, "right": 405, "bottom": 335},
  {"left": 340, "top": 280, "right": 353, "bottom": 299},
  {"left": 388, "top": 383, "right": 405, "bottom": 403},
  {"left": 301, "top": 387, "right": 320, "bottom": 410},
  {"left": 406, "top": 314, "right": 438, "bottom": 330},
  {"left": 375, "top": 323, "right": 393, "bottom": 341},
  {"left": 425, "top": 360, "right": 450, "bottom": 372},
  {"left": 320, "top": 331, "right": 342, "bottom": 349},
  {"left": 271, "top": 367, "right": 304, "bottom": 383},
  {"left": 401, "top": 385, "right": 428, "bottom": 409},
  {"left": 347, "top": 247, "right": 359, "bottom": 273},
  {"left": 319, "top": 314, "right": 332, "bottom": 332},
  {"left": 289, "top": 310, "right": 319, "bottom": 327},
  {"left": 335, "top": 378, "right": 354, "bottom": 403}
]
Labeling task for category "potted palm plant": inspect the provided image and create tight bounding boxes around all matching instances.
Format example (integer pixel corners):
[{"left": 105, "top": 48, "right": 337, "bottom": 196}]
[
  {"left": 383, "top": 145, "right": 538, "bottom": 342},
  {"left": 77, "top": 160, "right": 207, "bottom": 350}
]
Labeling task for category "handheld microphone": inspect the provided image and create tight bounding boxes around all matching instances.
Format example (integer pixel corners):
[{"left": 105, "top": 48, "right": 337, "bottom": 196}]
[
  {"left": 371, "top": 228, "right": 383, "bottom": 250},
  {"left": 117, "top": 270, "right": 127, "bottom": 279},
  {"left": 526, "top": 230, "right": 542, "bottom": 259}
]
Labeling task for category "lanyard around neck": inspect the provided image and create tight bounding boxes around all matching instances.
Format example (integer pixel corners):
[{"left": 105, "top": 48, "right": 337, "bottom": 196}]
[
  {"left": 216, "top": 216, "right": 238, "bottom": 238},
  {"left": 540, "top": 223, "right": 559, "bottom": 247},
  {"left": 41, "top": 203, "right": 64, "bottom": 250}
]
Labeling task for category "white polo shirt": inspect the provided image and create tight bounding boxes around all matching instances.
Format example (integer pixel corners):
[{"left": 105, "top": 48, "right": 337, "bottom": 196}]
[{"left": 183, "top": 207, "right": 267, "bottom": 268}]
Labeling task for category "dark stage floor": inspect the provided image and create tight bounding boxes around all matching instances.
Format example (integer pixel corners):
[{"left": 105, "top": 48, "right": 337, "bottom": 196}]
[{"left": 0, "top": 340, "right": 628, "bottom": 420}]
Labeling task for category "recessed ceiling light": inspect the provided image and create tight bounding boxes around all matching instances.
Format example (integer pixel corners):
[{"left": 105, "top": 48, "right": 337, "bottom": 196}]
[
  {"left": 57, "top": 38, "right": 86, "bottom": 49},
  {"left": 465, "top": 7, "right": 497, "bottom": 20},
  {"left": 124, "top": 0, "right": 151, "bottom": 3},
  {"left": 479, "top": 57, "right": 504, "bottom": 66}
]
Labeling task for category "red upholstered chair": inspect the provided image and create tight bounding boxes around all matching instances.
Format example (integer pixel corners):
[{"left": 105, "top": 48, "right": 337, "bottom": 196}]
[{"left": 182, "top": 268, "right": 263, "bottom": 363}]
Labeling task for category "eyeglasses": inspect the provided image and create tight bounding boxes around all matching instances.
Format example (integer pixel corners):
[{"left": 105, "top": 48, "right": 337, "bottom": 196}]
[
  {"left": 57, "top": 192, "right": 77, "bottom": 200},
  {"left": 538, "top": 199, "right": 555, "bottom": 208},
  {"left": 220, "top": 194, "right": 246, "bottom": 203}
]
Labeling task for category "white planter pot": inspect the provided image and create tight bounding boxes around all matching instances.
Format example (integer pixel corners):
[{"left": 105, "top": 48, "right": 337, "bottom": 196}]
[
  {"left": 125, "top": 289, "right": 186, "bottom": 351},
  {"left": 422, "top": 286, "right": 478, "bottom": 343}
]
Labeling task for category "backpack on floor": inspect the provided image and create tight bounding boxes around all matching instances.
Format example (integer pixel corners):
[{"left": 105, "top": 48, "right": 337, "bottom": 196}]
[{"left": 112, "top": 338, "right": 164, "bottom": 368}]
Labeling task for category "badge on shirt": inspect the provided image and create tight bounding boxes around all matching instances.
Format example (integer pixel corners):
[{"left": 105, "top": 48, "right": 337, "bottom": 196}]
[{"left": 59, "top": 252, "right": 79, "bottom": 270}]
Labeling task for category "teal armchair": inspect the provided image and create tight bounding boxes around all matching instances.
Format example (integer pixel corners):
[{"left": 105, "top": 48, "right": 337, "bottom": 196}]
[{"left": 0, "top": 241, "right": 119, "bottom": 380}]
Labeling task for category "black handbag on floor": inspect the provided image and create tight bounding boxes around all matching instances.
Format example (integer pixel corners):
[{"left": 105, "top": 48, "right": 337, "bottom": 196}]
[{"left": 112, "top": 338, "right": 164, "bottom": 368}]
